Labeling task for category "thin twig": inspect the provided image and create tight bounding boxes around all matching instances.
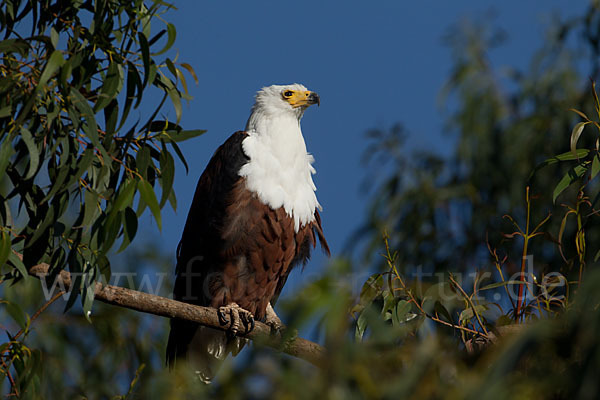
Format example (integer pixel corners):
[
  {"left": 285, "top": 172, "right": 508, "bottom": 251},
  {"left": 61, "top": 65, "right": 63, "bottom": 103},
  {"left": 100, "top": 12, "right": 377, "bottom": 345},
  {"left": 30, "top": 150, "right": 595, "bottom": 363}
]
[
  {"left": 515, "top": 186, "right": 532, "bottom": 321},
  {"left": 384, "top": 234, "right": 489, "bottom": 339},
  {"left": 14, "top": 290, "right": 66, "bottom": 341},
  {"left": 430, "top": 311, "right": 485, "bottom": 337},
  {"left": 1, "top": 357, "right": 19, "bottom": 397},
  {"left": 448, "top": 273, "right": 489, "bottom": 337}
]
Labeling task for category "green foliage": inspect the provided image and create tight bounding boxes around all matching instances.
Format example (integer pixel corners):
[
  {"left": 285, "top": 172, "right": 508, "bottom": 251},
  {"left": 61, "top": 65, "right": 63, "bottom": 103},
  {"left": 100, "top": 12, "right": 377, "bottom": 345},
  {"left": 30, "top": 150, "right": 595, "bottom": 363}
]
[
  {"left": 0, "top": 0, "right": 201, "bottom": 298},
  {"left": 334, "top": 4, "right": 600, "bottom": 399},
  {"left": 206, "top": 267, "right": 600, "bottom": 400},
  {"left": 0, "top": 0, "right": 202, "bottom": 396},
  {"left": 355, "top": 4, "right": 600, "bottom": 278},
  {"left": 1, "top": 241, "right": 178, "bottom": 399}
]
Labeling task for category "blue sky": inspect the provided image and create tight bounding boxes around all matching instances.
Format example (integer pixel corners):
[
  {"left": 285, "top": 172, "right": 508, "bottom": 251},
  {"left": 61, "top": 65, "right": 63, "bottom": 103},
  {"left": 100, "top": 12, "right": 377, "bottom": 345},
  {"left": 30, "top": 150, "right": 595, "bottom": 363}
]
[{"left": 136, "top": 1, "right": 587, "bottom": 297}]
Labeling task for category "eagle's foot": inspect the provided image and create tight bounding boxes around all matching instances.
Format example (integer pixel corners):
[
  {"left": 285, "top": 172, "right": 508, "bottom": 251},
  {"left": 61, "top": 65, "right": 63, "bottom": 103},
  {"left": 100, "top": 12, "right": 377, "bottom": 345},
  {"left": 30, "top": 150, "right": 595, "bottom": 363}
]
[
  {"left": 265, "top": 303, "right": 284, "bottom": 335},
  {"left": 218, "top": 303, "right": 254, "bottom": 335}
]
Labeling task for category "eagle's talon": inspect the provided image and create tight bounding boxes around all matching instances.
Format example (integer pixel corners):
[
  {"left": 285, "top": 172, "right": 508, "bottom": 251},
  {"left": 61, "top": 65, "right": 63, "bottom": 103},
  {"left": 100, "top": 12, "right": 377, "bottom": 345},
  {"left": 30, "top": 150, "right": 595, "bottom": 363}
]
[
  {"left": 237, "top": 308, "right": 254, "bottom": 334},
  {"left": 217, "top": 307, "right": 229, "bottom": 326},
  {"left": 239, "top": 311, "right": 248, "bottom": 332},
  {"left": 219, "top": 303, "right": 254, "bottom": 336},
  {"left": 248, "top": 315, "right": 255, "bottom": 333},
  {"left": 229, "top": 308, "right": 240, "bottom": 334},
  {"left": 268, "top": 322, "right": 283, "bottom": 336},
  {"left": 265, "top": 303, "right": 283, "bottom": 336}
]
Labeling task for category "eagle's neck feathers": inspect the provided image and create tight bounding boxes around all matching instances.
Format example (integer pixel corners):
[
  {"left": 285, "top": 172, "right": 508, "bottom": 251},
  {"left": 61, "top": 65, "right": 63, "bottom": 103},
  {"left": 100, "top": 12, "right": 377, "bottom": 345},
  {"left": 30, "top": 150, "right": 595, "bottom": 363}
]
[{"left": 239, "top": 107, "right": 320, "bottom": 232}]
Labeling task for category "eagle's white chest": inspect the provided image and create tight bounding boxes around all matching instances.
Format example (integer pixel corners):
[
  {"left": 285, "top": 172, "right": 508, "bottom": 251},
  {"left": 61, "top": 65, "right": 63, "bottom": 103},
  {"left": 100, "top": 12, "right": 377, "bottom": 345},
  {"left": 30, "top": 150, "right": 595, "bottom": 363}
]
[{"left": 238, "top": 116, "right": 320, "bottom": 232}]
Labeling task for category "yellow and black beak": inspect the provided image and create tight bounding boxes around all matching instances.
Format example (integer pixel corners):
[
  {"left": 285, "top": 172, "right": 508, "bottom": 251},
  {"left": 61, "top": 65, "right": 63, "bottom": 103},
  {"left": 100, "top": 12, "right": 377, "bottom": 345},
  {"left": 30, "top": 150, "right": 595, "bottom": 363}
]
[
  {"left": 306, "top": 91, "right": 320, "bottom": 106},
  {"left": 285, "top": 90, "right": 320, "bottom": 108}
]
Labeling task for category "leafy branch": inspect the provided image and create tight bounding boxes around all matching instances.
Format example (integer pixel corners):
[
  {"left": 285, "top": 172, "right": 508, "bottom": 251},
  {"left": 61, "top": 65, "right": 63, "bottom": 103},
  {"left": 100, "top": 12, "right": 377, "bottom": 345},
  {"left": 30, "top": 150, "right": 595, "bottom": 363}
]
[{"left": 0, "top": 0, "right": 205, "bottom": 320}]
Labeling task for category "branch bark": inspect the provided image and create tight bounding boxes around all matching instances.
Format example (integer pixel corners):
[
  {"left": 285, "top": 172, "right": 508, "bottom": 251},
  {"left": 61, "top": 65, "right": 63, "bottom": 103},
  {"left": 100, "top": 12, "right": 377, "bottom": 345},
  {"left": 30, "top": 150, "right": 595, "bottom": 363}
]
[{"left": 27, "top": 263, "right": 325, "bottom": 367}]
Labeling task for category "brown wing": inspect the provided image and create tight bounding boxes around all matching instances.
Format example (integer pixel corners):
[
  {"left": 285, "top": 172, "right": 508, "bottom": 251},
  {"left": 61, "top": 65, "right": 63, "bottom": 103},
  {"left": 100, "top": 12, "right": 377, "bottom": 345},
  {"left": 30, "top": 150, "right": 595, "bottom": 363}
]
[
  {"left": 167, "top": 131, "right": 250, "bottom": 365},
  {"left": 271, "top": 209, "right": 329, "bottom": 305}
]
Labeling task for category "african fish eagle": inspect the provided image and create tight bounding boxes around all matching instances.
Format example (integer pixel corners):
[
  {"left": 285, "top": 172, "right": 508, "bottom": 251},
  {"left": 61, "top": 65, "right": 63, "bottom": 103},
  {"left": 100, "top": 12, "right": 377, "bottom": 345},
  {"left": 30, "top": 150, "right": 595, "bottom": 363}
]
[{"left": 166, "top": 83, "right": 329, "bottom": 382}]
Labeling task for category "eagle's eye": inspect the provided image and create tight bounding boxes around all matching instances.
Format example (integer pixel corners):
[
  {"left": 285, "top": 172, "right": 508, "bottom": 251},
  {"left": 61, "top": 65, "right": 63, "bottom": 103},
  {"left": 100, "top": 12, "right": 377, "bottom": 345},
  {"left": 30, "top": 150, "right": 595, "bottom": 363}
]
[{"left": 283, "top": 90, "right": 294, "bottom": 98}]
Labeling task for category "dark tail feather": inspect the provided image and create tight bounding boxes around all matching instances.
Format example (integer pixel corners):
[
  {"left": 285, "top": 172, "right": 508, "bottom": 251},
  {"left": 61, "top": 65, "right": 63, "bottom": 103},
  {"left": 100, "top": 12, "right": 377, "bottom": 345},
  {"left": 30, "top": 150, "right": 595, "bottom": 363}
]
[
  {"left": 167, "top": 320, "right": 246, "bottom": 384},
  {"left": 166, "top": 318, "right": 199, "bottom": 368},
  {"left": 314, "top": 210, "right": 330, "bottom": 256}
]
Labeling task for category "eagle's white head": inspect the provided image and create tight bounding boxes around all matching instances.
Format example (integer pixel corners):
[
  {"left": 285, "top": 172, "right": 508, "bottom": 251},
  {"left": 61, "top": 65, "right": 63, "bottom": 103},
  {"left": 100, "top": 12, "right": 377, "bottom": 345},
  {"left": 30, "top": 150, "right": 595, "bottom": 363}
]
[
  {"left": 240, "top": 83, "right": 322, "bottom": 231},
  {"left": 245, "top": 83, "right": 320, "bottom": 131}
]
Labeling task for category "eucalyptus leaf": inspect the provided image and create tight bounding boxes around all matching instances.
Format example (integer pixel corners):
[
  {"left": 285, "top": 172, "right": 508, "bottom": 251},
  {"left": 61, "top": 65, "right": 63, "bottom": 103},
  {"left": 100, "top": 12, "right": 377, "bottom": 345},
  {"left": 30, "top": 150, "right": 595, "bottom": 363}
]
[
  {"left": 70, "top": 88, "right": 110, "bottom": 163},
  {"left": 95, "top": 62, "right": 123, "bottom": 112},
  {"left": 159, "top": 150, "right": 175, "bottom": 208},
  {"left": 392, "top": 300, "right": 411, "bottom": 326},
  {"left": 528, "top": 149, "right": 590, "bottom": 181},
  {"left": 0, "top": 230, "right": 11, "bottom": 267},
  {"left": 459, "top": 304, "right": 488, "bottom": 324},
  {"left": 83, "top": 189, "right": 100, "bottom": 228},
  {"left": 0, "top": 106, "right": 11, "bottom": 118},
  {"left": 152, "top": 22, "right": 176, "bottom": 56},
  {"left": 553, "top": 163, "right": 588, "bottom": 203},
  {"left": 118, "top": 207, "right": 138, "bottom": 253},
  {"left": 15, "top": 50, "right": 64, "bottom": 126},
  {"left": 166, "top": 85, "right": 182, "bottom": 123},
  {"left": 358, "top": 273, "right": 384, "bottom": 309},
  {"left": 8, "top": 252, "right": 29, "bottom": 281},
  {"left": 5, "top": 301, "right": 28, "bottom": 330},
  {"left": 355, "top": 309, "right": 368, "bottom": 341},
  {"left": 569, "top": 121, "right": 587, "bottom": 159},
  {"left": 163, "top": 129, "right": 206, "bottom": 143},
  {"left": 138, "top": 180, "right": 162, "bottom": 230},
  {"left": 592, "top": 153, "right": 600, "bottom": 180},
  {"left": 138, "top": 32, "right": 150, "bottom": 88},
  {"left": 21, "top": 127, "right": 40, "bottom": 180},
  {"left": 0, "top": 139, "right": 16, "bottom": 178}
]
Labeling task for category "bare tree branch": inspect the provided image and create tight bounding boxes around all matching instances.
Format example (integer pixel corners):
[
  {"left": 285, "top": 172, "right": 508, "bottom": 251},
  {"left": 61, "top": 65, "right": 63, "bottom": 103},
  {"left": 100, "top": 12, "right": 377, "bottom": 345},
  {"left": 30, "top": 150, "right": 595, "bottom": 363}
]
[{"left": 27, "top": 263, "right": 326, "bottom": 367}]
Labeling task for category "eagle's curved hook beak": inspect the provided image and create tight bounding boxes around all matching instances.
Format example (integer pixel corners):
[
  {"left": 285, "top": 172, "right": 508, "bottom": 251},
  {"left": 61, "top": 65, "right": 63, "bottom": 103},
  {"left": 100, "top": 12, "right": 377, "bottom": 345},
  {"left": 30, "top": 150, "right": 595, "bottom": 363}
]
[{"left": 308, "top": 92, "right": 320, "bottom": 107}]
